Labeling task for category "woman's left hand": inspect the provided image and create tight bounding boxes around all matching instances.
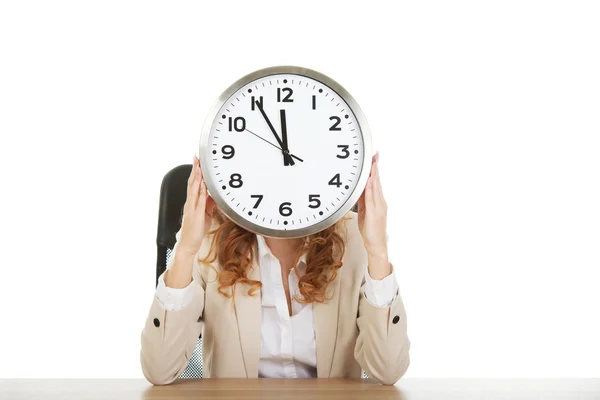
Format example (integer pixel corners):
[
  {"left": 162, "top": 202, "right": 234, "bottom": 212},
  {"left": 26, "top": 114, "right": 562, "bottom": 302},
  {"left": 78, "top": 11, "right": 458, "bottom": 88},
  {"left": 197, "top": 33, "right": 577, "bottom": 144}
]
[{"left": 358, "top": 151, "right": 391, "bottom": 280}]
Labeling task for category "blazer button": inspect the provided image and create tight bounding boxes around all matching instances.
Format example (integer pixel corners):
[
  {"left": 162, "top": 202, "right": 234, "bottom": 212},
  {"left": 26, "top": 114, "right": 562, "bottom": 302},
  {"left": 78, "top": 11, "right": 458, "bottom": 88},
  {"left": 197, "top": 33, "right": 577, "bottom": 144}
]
[
  {"left": 392, "top": 315, "right": 400, "bottom": 324},
  {"left": 153, "top": 318, "right": 160, "bottom": 327}
]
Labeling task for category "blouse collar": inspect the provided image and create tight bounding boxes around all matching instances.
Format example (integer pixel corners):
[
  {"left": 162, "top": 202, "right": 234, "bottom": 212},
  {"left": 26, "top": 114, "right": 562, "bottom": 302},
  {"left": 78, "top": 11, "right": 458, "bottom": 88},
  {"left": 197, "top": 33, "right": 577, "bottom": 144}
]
[{"left": 255, "top": 234, "right": 308, "bottom": 269}]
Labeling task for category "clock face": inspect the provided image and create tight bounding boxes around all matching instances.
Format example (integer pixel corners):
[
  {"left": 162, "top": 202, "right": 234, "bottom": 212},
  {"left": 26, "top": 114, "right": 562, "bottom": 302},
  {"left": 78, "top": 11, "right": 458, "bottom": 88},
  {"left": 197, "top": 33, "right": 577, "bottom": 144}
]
[{"left": 200, "top": 67, "right": 371, "bottom": 238}]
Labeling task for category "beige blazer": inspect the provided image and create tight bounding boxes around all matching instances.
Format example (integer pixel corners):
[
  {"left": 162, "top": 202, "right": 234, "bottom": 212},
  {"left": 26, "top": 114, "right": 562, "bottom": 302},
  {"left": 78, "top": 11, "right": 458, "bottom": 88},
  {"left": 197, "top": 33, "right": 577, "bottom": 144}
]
[{"left": 140, "top": 211, "right": 410, "bottom": 385}]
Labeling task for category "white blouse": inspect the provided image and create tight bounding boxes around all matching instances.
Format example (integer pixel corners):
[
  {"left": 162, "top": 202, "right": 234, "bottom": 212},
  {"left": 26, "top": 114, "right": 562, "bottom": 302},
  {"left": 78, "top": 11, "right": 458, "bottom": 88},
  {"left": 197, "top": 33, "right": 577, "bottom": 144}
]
[{"left": 155, "top": 233, "right": 399, "bottom": 378}]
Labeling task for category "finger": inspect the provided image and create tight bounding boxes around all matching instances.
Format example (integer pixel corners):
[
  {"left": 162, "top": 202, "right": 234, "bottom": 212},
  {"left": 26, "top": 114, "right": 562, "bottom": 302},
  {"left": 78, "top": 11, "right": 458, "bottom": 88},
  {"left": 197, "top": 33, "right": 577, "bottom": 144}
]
[
  {"left": 185, "top": 170, "right": 198, "bottom": 214},
  {"left": 196, "top": 159, "right": 204, "bottom": 183},
  {"left": 188, "top": 160, "right": 203, "bottom": 207},
  {"left": 187, "top": 156, "right": 199, "bottom": 190},
  {"left": 369, "top": 152, "right": 377, "bottom": 177},
  {"left": 197, "top": 179, "right": 208, "bottom": 214},
  {"left": 365, "top": 176, "right": 374, "bottom": 211},
  {"left": 373, "top": 159, "right": 384, "bottom": 204},
  {"left": 189, "top": 171, "right": 201, "bottom": 210},
  {"left": 358, "top": 185, "right": 366, "bottom": 216}
]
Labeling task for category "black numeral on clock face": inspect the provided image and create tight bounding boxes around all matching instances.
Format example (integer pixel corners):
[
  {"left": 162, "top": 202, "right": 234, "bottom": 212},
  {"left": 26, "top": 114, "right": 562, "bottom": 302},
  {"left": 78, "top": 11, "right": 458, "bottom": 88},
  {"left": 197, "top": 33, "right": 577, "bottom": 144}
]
[
  {"left": 312, "top": 95, "right": 316, "bottom": 110},
  {"left": 329, "top": 116, "right": 341, "bottom": 131},
  {"left": 336, "top": 145, "right": 350, "bottom": 159},
  {"left": 251, "top": 96, "right": 263, "bottom": 111},
  {"left": 229, "top": 173, "right": 243, "bottom": 188},
  {"left": 279, "top": 202, "right": 292, "bottom": 216},
  {"left": 277, "top": 87, "right": 294, "bottom": 102},
  {"left": 221, "top": 145, "right": 235, "bottom": 159},
  {"left": 228, "top": 117, "right": 246, "bottom": 132},
  {"left": 328, "top": 173, "right": 342, "bottom": 187},
  {"left": 250, "top": 194, "right": 263, "bottom": 208},
  {"left": 308, "top": 194, "right": 321, "bottom": 208}
]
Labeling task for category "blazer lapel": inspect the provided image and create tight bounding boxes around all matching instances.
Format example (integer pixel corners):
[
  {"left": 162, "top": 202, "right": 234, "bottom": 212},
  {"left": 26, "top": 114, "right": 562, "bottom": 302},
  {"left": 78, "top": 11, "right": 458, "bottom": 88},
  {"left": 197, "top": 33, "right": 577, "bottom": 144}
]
[
  {"left": 233, "top": 255, "right": 262, "bottom": 378},
  {"left": 313, "top": 265, "right": 343, "bottom": 378}
]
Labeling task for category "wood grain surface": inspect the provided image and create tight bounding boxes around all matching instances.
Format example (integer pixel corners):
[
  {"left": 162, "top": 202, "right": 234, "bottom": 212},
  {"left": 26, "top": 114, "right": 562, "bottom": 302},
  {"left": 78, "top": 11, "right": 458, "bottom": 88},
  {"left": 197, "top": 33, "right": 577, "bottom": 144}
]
[{"left": 1, "top": 378, "right": 598, "bottom": 399}]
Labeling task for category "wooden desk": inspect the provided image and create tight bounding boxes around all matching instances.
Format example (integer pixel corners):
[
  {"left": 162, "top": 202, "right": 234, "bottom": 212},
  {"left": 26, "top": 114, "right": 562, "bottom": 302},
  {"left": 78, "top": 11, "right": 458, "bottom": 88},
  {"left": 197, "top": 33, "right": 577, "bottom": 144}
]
[{"left": 1, "top": 378, "right": 599, "bottom": 399}]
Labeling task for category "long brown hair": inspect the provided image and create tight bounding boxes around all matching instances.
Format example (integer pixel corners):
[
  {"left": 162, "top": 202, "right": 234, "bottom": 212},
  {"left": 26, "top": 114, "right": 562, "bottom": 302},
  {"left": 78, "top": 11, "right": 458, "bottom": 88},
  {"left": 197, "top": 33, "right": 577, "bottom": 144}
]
[{"left": 200, "top": 207, "right": 350, "bottom": 303}]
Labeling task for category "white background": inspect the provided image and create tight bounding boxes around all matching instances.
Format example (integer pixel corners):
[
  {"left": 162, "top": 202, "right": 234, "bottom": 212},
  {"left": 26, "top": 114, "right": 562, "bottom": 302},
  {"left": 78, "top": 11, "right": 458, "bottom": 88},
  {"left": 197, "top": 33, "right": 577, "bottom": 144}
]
[{"left": 0, "top": 0, "right": 598, "bottom": 379}]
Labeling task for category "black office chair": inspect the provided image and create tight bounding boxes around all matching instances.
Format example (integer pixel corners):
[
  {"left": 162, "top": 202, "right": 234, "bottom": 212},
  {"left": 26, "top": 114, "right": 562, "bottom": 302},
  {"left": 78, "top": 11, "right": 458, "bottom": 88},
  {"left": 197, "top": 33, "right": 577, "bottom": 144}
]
[
  {"left": 156, "top": 164, "right": 204, "bottom": 378},
  {"left": 156, "top": 164, "right": 364, "bottom": 379}
]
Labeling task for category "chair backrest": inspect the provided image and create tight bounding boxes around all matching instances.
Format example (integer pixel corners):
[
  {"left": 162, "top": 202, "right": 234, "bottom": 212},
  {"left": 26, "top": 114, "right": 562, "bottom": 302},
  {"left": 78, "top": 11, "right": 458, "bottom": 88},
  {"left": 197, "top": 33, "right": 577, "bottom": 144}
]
[
  {"left": 155, "top": 164, "right": 192, "bottom": 285},
  {"left": 156, "top": 164, "right": 203, "bottom": 378}
]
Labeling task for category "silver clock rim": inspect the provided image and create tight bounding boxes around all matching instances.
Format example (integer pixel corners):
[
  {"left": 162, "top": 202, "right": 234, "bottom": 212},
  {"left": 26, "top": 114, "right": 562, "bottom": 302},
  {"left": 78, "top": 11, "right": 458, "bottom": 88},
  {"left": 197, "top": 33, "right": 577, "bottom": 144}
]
[{"left": 199, "top": 65, "right": 373, "bottom": 239}]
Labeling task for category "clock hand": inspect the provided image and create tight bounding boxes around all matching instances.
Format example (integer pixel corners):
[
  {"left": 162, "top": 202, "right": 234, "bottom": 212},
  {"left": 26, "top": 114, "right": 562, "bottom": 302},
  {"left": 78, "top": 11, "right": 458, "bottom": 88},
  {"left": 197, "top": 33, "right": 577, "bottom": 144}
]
[
  {"left": 279, "top": 109, "right": 293, "bottom": 166},
  {"left": 255, "top": 100, "right": 294, "bottom": 166},
  {"left": 244, "top": 128, "right": 304, "bottom": 162}
]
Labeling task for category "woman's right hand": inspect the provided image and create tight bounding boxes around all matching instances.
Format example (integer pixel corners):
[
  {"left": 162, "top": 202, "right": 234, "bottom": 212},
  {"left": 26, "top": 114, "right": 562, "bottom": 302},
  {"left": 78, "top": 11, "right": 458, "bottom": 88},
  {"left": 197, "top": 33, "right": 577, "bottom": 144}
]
[{"left": 176, "top": 155, "right": 216, "bottom": 257}]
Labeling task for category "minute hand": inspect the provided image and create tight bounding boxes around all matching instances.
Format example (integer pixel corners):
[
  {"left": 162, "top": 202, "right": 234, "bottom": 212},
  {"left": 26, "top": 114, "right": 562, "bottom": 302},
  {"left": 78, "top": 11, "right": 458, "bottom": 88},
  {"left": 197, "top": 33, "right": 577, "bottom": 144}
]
[
  {"left": 279, "top": 109, "right": 293, "bottom": 166},
  {"left": 255, "top": 101, "right": 294, "bottom": 166}
]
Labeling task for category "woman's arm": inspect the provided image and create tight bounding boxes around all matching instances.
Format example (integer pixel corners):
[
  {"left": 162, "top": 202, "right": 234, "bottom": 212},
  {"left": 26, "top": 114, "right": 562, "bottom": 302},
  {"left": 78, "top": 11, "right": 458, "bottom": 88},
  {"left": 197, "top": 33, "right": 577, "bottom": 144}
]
[
  {"left": 354, "top": 267, "right": 411, "bottom": 385},
  {"left": 140, "top": 229, "right": 206, "bottom": 385},
  {"left": 354, "top": 151, "right": 411, "bottom": 384},
  {"left": 141, "top": 155, "right": 214, "bottom": 385}
]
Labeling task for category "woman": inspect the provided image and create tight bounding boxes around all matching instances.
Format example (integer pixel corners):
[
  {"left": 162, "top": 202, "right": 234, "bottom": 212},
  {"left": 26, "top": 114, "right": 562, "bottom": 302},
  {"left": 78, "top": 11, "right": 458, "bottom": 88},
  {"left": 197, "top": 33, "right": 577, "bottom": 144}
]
[{"left": 140, "top": 152, "right": 410, "bottom": 385}]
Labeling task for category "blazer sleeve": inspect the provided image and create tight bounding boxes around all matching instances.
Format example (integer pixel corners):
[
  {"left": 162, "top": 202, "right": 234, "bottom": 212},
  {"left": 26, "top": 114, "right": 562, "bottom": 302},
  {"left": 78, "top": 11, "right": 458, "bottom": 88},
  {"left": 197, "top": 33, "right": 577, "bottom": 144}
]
[
  {"left": 354, "top": 271, "right": 411, "bottom": 385},
  {"left": 140, "top": 228, "right": 207, "bottom": 385}
]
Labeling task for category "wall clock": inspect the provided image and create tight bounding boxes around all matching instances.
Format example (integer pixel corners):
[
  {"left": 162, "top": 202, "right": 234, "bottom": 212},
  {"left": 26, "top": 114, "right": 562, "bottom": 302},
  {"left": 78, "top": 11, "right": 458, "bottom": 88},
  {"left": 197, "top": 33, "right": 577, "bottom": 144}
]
[{"left": 199, "top": 66, "right": 372, "bottom": 238}]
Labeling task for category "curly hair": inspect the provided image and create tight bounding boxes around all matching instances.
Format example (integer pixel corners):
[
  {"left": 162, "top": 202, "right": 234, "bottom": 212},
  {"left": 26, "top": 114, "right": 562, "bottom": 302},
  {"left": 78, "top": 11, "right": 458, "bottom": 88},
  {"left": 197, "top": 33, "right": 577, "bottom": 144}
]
[{"left": 199, "top": 207, "right": 350, "bottom": 303}]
